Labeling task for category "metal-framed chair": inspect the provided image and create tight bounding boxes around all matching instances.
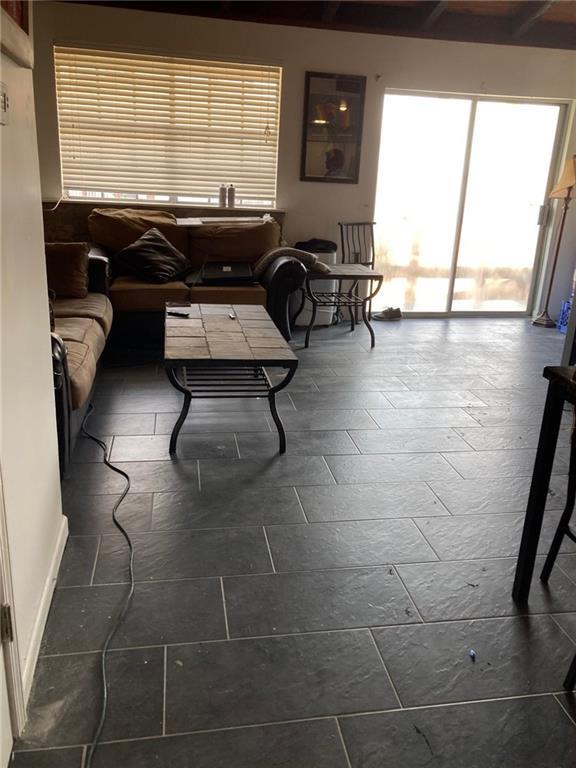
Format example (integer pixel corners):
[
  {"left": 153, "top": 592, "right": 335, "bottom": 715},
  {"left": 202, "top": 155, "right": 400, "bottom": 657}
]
[
  {"left": 540, "top": 411, "right": 576, "bottom": 691},
  {"left": 338, "top": 222, "right": 376, "bottom": 321}
]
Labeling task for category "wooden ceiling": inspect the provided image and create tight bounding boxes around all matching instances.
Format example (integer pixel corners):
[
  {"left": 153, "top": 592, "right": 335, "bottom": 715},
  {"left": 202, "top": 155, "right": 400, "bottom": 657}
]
[{"left": 68, "top": 1, "right": 576, "bottom": 50}]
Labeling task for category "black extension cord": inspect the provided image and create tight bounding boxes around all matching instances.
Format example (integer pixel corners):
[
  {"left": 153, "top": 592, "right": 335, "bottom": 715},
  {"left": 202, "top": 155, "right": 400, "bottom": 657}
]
[{"left": 80, "top": 404, "right": 135, "bottom": 767}]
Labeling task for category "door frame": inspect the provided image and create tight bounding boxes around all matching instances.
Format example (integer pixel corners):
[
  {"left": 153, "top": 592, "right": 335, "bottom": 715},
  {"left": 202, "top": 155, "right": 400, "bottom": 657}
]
[
  {"left": 377, "top": 89, "right": 572, "bottom": 317},
  {"left": 0, "top": 466, "right": 26, "bottom": 737}
]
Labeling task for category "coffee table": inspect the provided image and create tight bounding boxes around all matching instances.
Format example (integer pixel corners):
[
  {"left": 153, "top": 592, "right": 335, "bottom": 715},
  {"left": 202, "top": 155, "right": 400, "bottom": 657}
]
[
  {"left": 299, "top": 263, "right": 383, "bottom": 348},
  {"left": 164, "top": 303, "right": 298, "bottom": 455}
]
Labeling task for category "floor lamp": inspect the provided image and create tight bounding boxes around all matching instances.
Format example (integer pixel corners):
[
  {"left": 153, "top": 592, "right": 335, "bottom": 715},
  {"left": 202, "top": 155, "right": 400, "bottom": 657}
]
[{"left": 533, "top": 154, "right": 576, "bottom": 327}]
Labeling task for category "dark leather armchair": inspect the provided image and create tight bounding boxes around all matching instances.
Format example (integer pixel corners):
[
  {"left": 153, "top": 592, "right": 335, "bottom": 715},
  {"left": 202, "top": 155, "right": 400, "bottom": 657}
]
[{"left": 260, "top": 255, "right": 307, "bottom": 340}]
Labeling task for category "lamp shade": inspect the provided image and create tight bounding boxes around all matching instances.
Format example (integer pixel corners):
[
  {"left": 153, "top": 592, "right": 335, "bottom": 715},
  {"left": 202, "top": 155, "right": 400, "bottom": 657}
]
[{"left": 550, "top": 154, "right": 576, "bottom": 199}]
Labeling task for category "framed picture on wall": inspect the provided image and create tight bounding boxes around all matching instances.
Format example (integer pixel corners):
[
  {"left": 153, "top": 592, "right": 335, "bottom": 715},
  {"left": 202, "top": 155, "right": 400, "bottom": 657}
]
[
  {"left": 300, "top": 71, "right": 366, "bottom": 184},
  {"left": 1, "top": 0, "right": 33, "bottom": 68}
]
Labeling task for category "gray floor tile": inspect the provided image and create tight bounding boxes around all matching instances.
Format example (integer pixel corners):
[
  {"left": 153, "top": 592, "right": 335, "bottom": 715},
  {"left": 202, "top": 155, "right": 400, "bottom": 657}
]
[
  {"left": 455, "top": 424, "right": 570, "bottom": 451},
  {"left": 199, "top": 456, "right": 335, "bottom": 488},
  {"left": 428, "top": 475, "right": 565, "bottom": 515},
  {"left": 110, "top": 433, "right": 238, "bottom": 461},
  {"left": 470, "top": 388, "right": 546, "bottom": 406},
  {"left": 63, "top": 493, "right": 153, "bottom": 535},
  {"left": 464, "top": 405, "right": 549, "bottom": 426},
  {"left": 339, "top": 696, "right": 576, "bottom": 768},
  {"left": 41, "top": 579, "right": 226, "bottom": 654},
  {"left": 279, "top": 409, "right": 378, "bottom": 431},
  {"left": 266, "top": 519, "right": 437, "bottom": 571},
  {"left": 312, "top": 376, "right": 408, "bottom": 392},
  {"left": 558, "top": 554, "right": 576, "bottom": 583},
  {"left": 155, "top": 411, "right": 271, "bottom": 434},
  {"left": 11, "top": 749, "right": 83, "bottom": 767},
  {"left": 94, "top": 528, "right": 272, "bottom": 583},
  {"left": 373, "top": 615, "right": 576, "bottom": 706},
  {"left": 71, "top": 435, "right": 112, "bottom": 463},
  {"left": 17, "top": 647, "right": 163, "bottom": 748},
  {"left": 349, "top": 427, "right": 471, "bottom": 453},
  {"left": 368, "top": 407, "right": 479, "bottom": 428},
  {"left": 290, "top": 391, "right": 391, "bottom": 410},
  {"left": 165, "top": 631, "right": 398, "bottom": 732},
  {"left": 152, "top": 487, "right": 305, "bottom": 529},
  {"left": 553, "top": 613, "right": 576, "bottom": 642},
  {"left": 224, "top": 567, "right": 420, "bottom": 636},
  {"left": 237, "top": 430, "right": 358, "bottom": 458},
  {"left": 385, "top": 391, "right": 486, "bottom": 408},
  {"left": 397, "top": 557, "right": 576, "bottom": 621},
  {"left": 415, "top": 511, "right": 576, "bottom": 561},
  {"left": 56, "top": 536, "right": 99, "bottom": 587},
  {"left": 81, "top": 413, "right": 156, "bottom": 436},
  {"left": 326, "top": 453, "right": 460, "bottom": 483},
  {"left": 92, "top": 720, "right": 349, "bottom": 768},
  {"left": 443, "top": 449, "right": 567, "bottom": 479},
  {"left": 399, "top": 375, "right": 495, "bottom": 391},
  {"left": 297, "top": 482, "right": 448, "bottom": 522},
  {"left": 63, "top": 460, "right": 200, "bottom": 495}
]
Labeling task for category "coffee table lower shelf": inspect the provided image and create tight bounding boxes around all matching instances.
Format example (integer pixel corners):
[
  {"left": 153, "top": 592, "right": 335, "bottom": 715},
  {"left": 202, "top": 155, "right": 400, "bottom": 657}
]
[{"left": 165, "top": 363, "right": 297, "bottom": 455}]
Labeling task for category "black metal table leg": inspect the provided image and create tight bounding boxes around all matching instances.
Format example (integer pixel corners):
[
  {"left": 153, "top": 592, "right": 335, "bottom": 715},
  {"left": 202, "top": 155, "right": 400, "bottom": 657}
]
[
  {"left": 362, "top": 298, "right": 375, "bottom": 348},
  {"left": 265, "top": 365, "right": 297, "bottom": 454},
  {"left": 512, "top": 381, "right": 564, "bottom": 604},
  {"left": 304, "top": 279, "right": 317, "bottom": 349},
  {"left": 166, "top": 367, "right": 192, "bottom": 455}
]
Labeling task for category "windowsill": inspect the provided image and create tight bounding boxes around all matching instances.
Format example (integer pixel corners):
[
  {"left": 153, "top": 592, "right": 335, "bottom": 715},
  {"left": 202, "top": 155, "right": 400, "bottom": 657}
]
[{"left": 42, "top": 199, "right": 285, "bottom": 214}]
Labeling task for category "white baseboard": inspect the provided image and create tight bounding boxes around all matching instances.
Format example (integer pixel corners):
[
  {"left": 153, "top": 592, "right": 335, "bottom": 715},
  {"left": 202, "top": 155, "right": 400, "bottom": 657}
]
[{"left": 21, "top": 515, "right": 68, "bottom": 702}]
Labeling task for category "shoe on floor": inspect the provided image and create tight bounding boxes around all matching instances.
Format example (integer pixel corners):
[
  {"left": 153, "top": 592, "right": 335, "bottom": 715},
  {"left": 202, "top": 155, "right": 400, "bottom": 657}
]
[{"left": 373, "top": 307, "right": 402, "bottom": 320}]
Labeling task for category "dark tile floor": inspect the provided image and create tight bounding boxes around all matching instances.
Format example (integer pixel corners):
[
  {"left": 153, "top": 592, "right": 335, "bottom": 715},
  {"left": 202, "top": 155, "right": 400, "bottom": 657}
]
[{"left": 13, "top": 318, "right": 576, "bottom": 767}]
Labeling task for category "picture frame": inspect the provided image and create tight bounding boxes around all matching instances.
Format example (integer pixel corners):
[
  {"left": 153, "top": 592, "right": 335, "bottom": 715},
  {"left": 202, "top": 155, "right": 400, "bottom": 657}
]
[
  {"left": 1, "top": 0, "right": 33, "bottom": 69},
  {"left": 300, "top": 71, "right": 366, "bottom": 184}
]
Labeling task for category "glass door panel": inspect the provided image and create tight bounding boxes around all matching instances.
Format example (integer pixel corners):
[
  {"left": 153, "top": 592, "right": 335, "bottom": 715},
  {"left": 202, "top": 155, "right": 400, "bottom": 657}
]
[
  {"left": 451, "top": 101, "right": 560, "bottom": 311},
  {"left": 373, "top": 94, "right": 471, "bottom": 312}
]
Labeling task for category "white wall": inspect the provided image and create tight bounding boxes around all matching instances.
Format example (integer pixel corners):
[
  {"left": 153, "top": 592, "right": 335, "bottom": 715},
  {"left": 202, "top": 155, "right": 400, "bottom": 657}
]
[
  {"left": 34, "top": 1, "right": 576, "bottom": 316},
  {"left": 0, "top": 51, "right": 67, "bottom": 703}
]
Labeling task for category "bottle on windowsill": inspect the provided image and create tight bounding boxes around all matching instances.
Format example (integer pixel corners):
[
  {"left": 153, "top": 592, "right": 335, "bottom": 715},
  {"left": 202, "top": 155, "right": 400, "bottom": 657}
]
[
  {"left": 227, "top": 184, "right": 235, "bottom": 208},
  {"left": 219, "top": 183, "right": 227, "bottom": 208}
]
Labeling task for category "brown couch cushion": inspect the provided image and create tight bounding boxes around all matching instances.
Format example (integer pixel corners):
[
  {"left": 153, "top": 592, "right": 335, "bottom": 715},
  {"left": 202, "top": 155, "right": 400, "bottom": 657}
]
[
  {"left": 88, "top": 208, "right": 188, "bottom": 255},
  {"left": 52, "top": 293, "right": 113, "bottom": 336},
  {"left": 188, "top": 220, "right": 281, "bottom": 268},
  {"left": 109, "top": 276, "right": 190, "bottom": 312},
  {"left": 45, "top": 243, "right": 89, "bottom": 298},
  {"left": 189, "top": 284, "right": 267, "bottom": 306},
  {"left": 64, "top": 340, "right": 97, "bottom": 410},
  {"left": 54, "top": 317, "right": 106, "bottom": 362}
]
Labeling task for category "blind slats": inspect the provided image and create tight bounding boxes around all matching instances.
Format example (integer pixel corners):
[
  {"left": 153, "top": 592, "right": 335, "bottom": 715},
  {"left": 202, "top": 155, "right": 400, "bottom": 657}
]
[{"left": 54, "top": 47, "right": 281, "bottom": 204}]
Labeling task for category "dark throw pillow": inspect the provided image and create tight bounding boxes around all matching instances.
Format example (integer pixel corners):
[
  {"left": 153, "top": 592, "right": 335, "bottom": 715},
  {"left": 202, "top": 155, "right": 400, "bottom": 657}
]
[
  {"left": 45, "top": 242, "right": 90, "bottom": 298},
  {"left": 114, "top": 228, "right": 191, "bottom": 284}
]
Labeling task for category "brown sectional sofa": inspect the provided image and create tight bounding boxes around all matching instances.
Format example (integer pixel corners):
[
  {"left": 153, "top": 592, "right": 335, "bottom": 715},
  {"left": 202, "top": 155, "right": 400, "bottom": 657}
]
[{"left": 43, "top": 203, "right": 305, "bottom": 347}]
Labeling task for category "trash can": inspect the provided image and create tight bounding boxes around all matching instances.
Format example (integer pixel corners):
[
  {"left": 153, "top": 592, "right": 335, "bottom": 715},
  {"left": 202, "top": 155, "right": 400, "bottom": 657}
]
[{"left": 291, "top": 239, "right": 338, "bottom": 327}]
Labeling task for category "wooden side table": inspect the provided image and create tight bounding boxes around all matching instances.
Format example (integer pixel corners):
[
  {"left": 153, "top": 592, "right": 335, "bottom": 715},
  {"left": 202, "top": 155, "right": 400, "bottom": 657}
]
[{"left": 299, "top": 263, "right": 383, "bottom": 348}]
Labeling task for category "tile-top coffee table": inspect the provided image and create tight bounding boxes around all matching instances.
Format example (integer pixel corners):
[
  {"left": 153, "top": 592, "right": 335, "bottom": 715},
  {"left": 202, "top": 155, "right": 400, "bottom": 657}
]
[{"left": 164, "top": 303, "right": 298, "bottom": 455}]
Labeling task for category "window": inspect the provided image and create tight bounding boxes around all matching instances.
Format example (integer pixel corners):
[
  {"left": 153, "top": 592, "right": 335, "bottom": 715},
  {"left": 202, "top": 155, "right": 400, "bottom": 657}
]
[{"left": 53, "top": 47, "right": 281, "bottom": 207}]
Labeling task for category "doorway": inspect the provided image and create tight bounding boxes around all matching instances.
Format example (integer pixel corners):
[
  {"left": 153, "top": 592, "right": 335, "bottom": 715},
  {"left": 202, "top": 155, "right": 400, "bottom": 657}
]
[{"left": 373, "top": 92, "right": 563, "bottom": 314}]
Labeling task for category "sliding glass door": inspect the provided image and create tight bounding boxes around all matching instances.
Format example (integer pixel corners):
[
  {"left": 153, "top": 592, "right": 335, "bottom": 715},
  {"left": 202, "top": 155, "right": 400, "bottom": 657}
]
[{"left": 373, "top": 93, "right": 562, "bottom": 314}]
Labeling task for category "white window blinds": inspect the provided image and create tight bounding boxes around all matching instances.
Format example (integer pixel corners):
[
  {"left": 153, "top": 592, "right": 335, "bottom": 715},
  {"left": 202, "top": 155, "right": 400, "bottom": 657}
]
[{"left": 53, "top": 46, "right": 281, "bottom": 206}]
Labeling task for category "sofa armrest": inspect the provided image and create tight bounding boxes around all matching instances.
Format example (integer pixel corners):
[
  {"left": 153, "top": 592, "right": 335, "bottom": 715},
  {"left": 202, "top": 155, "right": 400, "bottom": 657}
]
[
  {"left": 88, "top": 244, "right": 111, "bottom": 295},
  {"left": 260, "top": 255, "right": 306, "bottom": 341}
]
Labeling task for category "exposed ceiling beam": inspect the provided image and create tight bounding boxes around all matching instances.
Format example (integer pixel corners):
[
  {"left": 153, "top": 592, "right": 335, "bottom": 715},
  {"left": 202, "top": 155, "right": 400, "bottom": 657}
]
[
  {"left": 512, "top": 0, "right": 555, "bottom": 39},
  {"left": 322, "top": 2, "right": 340, "bottom": 24},
  {"left": 420, "top": 1, "right": 448, "bottom": 32}
]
